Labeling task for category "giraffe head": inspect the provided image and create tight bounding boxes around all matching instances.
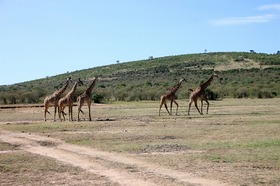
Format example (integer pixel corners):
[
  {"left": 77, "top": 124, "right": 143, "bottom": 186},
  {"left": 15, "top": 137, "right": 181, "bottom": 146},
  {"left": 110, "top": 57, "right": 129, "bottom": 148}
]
[
  {"left": 213, "top": 73, "right": 223, "bottom": 84},
  {"left": 66, "top": 76, "right": 73, "bottom": 84},
  {"left": 213, "top": 73, "right": 219, "bottom": 78},
  {"left": 77, "top": 78, "right": 84, "bottom": 86},
  {"left": 179, "top": 77, "right": 187, "bottom": 84},
  {"left": 91, "top": 76, "right": 98, "bottom": 83},
  {"left": 90, "top": 76, "right": 98, "bottom": 86}
]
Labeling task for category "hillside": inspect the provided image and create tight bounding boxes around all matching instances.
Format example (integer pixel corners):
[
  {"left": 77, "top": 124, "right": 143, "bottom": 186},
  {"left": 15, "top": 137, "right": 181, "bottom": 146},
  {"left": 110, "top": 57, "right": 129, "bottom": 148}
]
[{"left": 0, "top": 52, "right": 280, "bottom": 104}]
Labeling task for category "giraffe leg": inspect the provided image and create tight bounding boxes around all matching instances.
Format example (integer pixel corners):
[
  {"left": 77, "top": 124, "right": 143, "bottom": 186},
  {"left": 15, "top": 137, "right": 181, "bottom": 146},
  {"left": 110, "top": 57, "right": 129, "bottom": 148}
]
[
  {"left": 78, "top": 109, "right": 85, "bottom": 121},
  {"left": 44, "top": 106, "right": 49, "bottom": 121},
  {"left": 77, "top": 97, "right": 86, "bottom": 121},
  {"left": 164, "top": 104, "right": 171, "bottom": 115},
  {"left": 77, "top": 110, "right": 80, "bottom": 121},
  {"left": 77, "top": 98, "right": 81, "bottom": 121},
  {"left": 58, "top": 105, "right": 61, "bottom": 121},
  {"left": 44, "top": 110, "right": 47, "bottom": 122},
  {"left": 170, "top": 101, "right": 173, "bottom": 115},
  {"left": 58, "top": 103, "right": 63, "bottom": 121},
  {"left": 68, "top": 105, "right": 71, "bottom": 121},
  {"left": 88, "top": 103, "right": 92, "bottom": 121},
  {"left": 70, "top": 106, "right": 73, "bottom": 121},
  {"left": 70, "top": 104, "right": 74, "bottom": 121},
  {"left": 194, "top": 100, "right": 202, "bottom": 115},
  {"left": 159, "top": 96, "right": 165, "bottom": 116},
  {"left": 205, "top": 99, "right": 209, "bottom": 114},
  {"left": 44, "top": 99, "right": 49, "bottom": 121},
  {"left": 58, "top": 102, "right": 66, "bottom": 121},
  {"left": 70, "top": 105, "right": 74, "bottom": 121},
  {"left": 61, "top": 106, "right": 66, "bottom": 121},
  {"left": 201, "top": 100, "right": 204, "bottom": 114},
  {"left": 159, "top": 103, "right": 163, "bottom": 116},
  {"left": 188, "top": 99, "right": 193, "bottom": 115},
  {"left": 62, "top": 112, "right": 66, "bottom": 121},
  {"left": 58, "top": 106, "right": 66, "bottom": 121},
  {"left": 53, "top": 105, "right": 57, "bottom": 122},
  {"left": 173, "top": 100, "right": 179, "bottom": 115}
]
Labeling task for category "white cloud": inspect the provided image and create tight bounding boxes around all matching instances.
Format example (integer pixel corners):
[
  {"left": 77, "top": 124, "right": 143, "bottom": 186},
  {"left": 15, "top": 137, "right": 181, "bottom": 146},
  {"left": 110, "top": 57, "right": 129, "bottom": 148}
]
[
  {"left": 258, "top": 4, "right": 280, "bottom": 11},
  {"left": 210, "top": 3, "right": 280, "bottom": 26},
  {"left": 211, "top": 14, "right": 276, "bottom": 26}
]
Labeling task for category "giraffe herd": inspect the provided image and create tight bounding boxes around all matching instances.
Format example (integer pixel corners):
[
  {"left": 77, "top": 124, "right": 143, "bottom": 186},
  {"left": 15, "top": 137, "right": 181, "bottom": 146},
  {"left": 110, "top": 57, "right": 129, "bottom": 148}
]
[
  {"left": 159, "top": 73, "right": 221, "bottom": 116},
  {"left": 44, "top": 73, "right": 220, "bottom": 122},
  {"left": 44, "top": 77, "right": 98, "bottom": 122}
]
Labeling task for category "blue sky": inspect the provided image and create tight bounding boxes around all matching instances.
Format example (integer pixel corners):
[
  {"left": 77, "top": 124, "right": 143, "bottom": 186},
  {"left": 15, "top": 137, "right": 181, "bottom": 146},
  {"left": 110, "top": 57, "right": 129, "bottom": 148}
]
[{"left": 0, "top": 0, "right": 279, "bottom": 85}]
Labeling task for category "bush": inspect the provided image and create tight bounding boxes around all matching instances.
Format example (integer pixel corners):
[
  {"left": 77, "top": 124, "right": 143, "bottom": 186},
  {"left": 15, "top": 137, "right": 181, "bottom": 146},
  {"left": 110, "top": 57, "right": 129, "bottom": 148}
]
[
  {"left": 92, "top": 93, "right": 104, "bottom": 103},
  {"left": 257, "top": 90, "right": 274, "bottom": 98},
  {"left": 206, "top": 89, "right": 220, "bottom": 100},
  {"left": 233, "top": 88, "right": 249, "bottom": 99}
]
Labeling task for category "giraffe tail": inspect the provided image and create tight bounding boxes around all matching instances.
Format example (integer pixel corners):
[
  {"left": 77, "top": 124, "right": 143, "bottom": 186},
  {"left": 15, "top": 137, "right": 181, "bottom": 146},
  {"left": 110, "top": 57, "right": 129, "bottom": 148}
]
[
  {"left": 189, "top": 89, "right": 194, "bottom": 92},
  {"left": 46, "top": 110, "right": 51, "bottom": 115},
  {"left": 80, "top": 109, "right": 85, "bottom": 115},
  {"left": 61, "top": 110, "right": 67, "bottom": 116}
]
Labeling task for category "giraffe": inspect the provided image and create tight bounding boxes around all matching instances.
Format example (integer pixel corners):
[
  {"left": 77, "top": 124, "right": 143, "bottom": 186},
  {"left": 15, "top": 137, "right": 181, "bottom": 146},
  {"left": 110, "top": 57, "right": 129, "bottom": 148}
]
[
  {"left": 159, "top": 77, "right": 187, "bottom": 116},
  {"left": 77, "top": 77, "right": 98, "bottom": 121},
  {"left": 187, "top": 73, "right": 220, "bottom": 115},
  {"left": 58, "top": 78, "right": 83, "bottom": 121},
  {"left": 44, "top": 77, "right": 72, "bottom": 121}
]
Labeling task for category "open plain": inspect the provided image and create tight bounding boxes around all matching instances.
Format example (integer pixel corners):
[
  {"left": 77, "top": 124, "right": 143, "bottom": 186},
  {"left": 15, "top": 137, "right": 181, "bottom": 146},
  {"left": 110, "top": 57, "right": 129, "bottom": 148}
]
[{"left": 0, "top": 98, "right": 279, "bottom": 185}]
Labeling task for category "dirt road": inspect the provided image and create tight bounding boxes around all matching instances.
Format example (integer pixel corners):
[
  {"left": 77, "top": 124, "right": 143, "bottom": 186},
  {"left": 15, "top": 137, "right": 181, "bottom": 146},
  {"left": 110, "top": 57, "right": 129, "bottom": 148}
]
[{"left": 0, "top": 130, "right": 230, "bottom": 186}]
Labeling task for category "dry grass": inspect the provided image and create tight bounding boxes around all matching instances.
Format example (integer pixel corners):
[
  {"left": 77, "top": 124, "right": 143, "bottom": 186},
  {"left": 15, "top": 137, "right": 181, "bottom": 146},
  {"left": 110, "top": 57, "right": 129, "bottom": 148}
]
[
  {"left": 0, "top": 98, "right": 280, "bottom": 185},
  {"left": 0, "top": 151, "right": 114, "bottom": 186}
]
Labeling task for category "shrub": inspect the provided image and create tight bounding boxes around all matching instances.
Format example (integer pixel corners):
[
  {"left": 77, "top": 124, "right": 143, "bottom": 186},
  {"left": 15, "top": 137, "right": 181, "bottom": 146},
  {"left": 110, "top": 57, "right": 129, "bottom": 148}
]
[
  {"left": 257, "top": 90, "right": 274, "bottom": 98},
  {"left": 92, "top": 93, "right": 104, "bottom": 103},
  {"left": 206, "top": 89, "right": 220, "bottom": 100},
  {"left": 234, "top": 88, "right": 249, "bottom": 99}
]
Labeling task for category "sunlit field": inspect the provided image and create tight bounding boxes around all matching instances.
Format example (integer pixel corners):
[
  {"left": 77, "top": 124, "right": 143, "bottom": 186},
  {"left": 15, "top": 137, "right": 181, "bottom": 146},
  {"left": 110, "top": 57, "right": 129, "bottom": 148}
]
[{"left": 0, "top": 98, "right": 280, "bottom": 185}]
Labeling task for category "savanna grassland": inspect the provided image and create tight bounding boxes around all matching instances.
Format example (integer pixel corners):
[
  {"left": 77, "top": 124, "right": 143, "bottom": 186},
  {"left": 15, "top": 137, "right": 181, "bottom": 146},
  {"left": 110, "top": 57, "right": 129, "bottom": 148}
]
[
  {"left": 0, "top": 98, "right": 279, "bottom": 185},
  {"left": 0, "top": 52, "right": 280, "bottom": 185}
]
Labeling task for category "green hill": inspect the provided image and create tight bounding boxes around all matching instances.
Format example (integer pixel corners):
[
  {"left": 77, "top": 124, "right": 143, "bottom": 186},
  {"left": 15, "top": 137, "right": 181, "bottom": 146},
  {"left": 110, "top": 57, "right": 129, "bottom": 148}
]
[{"left": 1, "top": 52, "right": 280, "bottom": 104}]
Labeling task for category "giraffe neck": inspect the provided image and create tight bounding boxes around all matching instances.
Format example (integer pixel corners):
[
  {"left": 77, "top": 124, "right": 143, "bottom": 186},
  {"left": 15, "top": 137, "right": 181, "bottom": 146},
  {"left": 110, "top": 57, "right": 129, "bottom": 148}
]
[
  {"left": 200, "top": 75, "right": 214, "bottom": 90},
  {"left": 85, "top": 78, "right": 97, "bottom": 95},
  {"left": 55, "top": 79, "right": 70, "bottom": 98},
  {"left": 170, "top": 79, "right": 183, "bottom": 94},
  {"left": 67, "top": 82, "right": 79, "bottom": 96}
]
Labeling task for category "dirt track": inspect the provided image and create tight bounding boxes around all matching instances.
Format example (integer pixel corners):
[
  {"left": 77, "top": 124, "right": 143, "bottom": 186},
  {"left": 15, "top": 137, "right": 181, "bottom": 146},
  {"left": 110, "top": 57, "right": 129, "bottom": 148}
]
[{"left": 0, "top": 130, "right": 230, "bottom": 186}]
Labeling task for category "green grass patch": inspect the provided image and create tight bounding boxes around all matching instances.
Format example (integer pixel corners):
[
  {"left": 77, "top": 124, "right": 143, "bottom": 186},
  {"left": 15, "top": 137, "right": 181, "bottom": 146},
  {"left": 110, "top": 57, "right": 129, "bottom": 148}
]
[
  {"left": 195, "top": 139, "right": 280, "bottom": 163},
  {"left": 246, "top": 139, "right": 280, "bottom": 148}
]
